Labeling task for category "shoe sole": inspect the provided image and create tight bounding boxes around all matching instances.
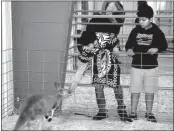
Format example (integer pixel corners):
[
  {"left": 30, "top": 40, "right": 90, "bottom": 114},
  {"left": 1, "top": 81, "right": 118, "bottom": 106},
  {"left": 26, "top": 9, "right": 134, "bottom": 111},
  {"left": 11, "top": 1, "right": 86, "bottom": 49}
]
[
  {"left": 120, "top": 118, "right": 133, "bottom": 122},
  {"left": 93, "top": 115, "right": 108, "bottom": 120}
]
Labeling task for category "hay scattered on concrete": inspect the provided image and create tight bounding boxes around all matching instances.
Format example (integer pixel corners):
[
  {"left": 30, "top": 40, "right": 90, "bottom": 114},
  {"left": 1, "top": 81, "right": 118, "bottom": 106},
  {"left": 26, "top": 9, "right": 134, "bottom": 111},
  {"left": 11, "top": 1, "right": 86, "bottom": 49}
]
[
  {"left": 2, "top": 114, "right": 173, "bottom": 130},
  {"left": 2, "top": 74, "right": 173, "bottom": 130}
]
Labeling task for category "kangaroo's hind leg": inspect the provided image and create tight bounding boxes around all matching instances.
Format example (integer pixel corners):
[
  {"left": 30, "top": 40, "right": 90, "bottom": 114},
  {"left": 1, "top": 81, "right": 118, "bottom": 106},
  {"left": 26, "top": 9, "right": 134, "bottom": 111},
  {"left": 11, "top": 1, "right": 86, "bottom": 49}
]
[
  {"left": 45, "top": 111, "right": 50, "bottom": 120},
  {"left": 47, "top": 107, "right": 57, "bottom": 122}
]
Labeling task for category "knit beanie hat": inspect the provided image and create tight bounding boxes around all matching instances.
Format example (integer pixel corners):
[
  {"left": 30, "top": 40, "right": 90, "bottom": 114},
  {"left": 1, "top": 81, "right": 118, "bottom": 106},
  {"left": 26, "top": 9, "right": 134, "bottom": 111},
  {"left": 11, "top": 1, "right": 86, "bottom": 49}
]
[{"left": 137, "top": 4, "right": 154, "bottom": 19}]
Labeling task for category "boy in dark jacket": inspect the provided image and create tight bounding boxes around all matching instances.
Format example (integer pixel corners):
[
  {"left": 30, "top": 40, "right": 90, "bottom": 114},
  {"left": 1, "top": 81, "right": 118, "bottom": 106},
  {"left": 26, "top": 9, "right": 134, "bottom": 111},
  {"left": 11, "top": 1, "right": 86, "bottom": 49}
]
[{"left": 125, "top": 5, "right": 168, "bottom": 122}]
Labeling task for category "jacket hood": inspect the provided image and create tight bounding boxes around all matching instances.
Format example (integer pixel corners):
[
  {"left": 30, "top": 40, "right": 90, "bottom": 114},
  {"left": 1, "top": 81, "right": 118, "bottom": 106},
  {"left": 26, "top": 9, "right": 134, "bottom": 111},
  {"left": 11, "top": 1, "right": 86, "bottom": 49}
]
[{"left": 136, "top": 22, "right": 159, "bottom": 31}]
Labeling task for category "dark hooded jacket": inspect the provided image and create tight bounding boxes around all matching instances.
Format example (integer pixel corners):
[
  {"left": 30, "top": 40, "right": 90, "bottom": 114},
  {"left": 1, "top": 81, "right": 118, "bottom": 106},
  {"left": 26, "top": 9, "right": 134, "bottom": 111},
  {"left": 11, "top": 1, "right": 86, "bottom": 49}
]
[{"left": 125, "top": 23, "right": 168, "bottom": 69}]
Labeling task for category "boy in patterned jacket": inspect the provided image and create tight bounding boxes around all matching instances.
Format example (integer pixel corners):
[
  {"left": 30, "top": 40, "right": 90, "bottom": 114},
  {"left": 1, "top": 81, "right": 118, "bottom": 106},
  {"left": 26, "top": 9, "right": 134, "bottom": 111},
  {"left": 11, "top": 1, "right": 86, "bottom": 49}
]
[{"left": 70, "top": 1, "right": 132, "bottom": 122}]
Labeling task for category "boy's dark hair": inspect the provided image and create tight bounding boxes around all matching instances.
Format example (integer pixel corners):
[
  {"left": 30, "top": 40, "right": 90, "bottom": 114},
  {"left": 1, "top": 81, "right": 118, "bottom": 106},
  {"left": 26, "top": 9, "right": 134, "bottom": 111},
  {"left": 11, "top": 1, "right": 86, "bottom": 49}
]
[
  {"left": 137, "top": 1, "right": 147, "bottom": 7},
  {"left": 137, "top": 5, "right": 154, "bottom": 19}
]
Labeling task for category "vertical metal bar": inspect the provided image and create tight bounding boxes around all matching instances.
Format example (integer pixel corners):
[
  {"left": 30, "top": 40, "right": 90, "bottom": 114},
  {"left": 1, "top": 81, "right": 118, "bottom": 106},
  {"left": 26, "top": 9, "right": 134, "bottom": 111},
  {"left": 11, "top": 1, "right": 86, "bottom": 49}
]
[
  {"left": 58, "top": 1, "right": 75, "bottom": 114},
  {"left": 133, "top": 0, "right": 135, "bottom": 30},
  {"left": 156, "top": 74, "right": 159, "bottom": 122},
  {"left": 11, "top": 49, "right": 14, "bottom": 113},
  {"left": 7, "top": 27, "right": 9, "bottom": 115},
  {"left": 169, "top": 1, "right": 173, "bottom": 36},
  {"left": 123, "top": 53, "right": 126, "bottom": 109},
  {"left": 141, "top": 53, "right": 142, "bottom": 69},
  {"left": 156, "top": 1, "right": 159, "bottom": 121},
  {"left": 74, "top": 2, "right": 78, "bottom": 70},
  {"left": 123, "top": 53, "right": 126, "bottom": 75},
  {"left": 154, "top": 0, "right": 157, "bottom": 23},
  {"left": 57, "top": 52, "right": 59, "bottom": 84},
  {"left": 140, "top": 52, "right": 143, "bottom": 116},
  {"left": 57, "top": 50, "right": 62, "bottom": 114},
  {"left": 73, "top": 1, "right": 77, "bottom": 113},
  {"left": 61, "top": 1, "right": 75, "bottom": 89},
  {"left": 158, "top": 1, "right": 161, "bottom": 28},
  {"left": 5, "top": 50, "right": 8, "bottom": 116},
  {"left": 27, "top": 50, "right": 29, "bottom": 97},
  {"left": 172, "top": 1, "right": 173, "bottom": 36},
  {"left": 42, "top": 51, "right": 45, "bottom": 94},
  {"left": 5, "top": 19, "right": 8, "bottom": 115}
]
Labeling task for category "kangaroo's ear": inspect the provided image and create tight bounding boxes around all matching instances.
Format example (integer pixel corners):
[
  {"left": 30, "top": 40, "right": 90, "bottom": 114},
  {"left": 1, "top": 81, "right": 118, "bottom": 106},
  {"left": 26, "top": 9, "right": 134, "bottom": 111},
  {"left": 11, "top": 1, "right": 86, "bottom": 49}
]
[{"left": 54, "top": 82, "right": 61, "bottom": 90}]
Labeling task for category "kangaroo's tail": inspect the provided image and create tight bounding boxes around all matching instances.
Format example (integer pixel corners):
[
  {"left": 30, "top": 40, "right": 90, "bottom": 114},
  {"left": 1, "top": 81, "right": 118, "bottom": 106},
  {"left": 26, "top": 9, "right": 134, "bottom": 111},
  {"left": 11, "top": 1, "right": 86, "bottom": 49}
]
[{"left": 14, "top": 115, "right": 29, "bottom": 130}]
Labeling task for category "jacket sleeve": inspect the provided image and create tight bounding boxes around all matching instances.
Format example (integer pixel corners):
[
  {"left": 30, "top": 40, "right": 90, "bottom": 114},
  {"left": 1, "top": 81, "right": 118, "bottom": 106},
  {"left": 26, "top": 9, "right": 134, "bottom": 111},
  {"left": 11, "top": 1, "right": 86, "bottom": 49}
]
[
  {"left": 151, "top": 30, "right": 168, "bottom": 52},
  {"left": 125, "top": 28, "right": 137, "bottom": 51}
]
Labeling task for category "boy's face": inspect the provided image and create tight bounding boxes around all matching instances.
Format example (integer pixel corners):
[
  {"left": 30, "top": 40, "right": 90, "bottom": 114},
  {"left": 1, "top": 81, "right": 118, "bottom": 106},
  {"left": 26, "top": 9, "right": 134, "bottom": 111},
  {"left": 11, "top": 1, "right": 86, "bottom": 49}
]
[{"left": 138, "top": 17, "right": 152, "bottom": 29}]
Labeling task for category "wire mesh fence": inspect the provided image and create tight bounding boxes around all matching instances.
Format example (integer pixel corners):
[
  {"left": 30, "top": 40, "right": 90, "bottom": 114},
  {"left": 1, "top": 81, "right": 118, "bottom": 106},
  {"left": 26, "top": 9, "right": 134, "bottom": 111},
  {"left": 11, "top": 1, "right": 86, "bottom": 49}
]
[
  {"left": 66, "top": 0, "right": 173, "bottom": 123},
  {"left": 1, "top": 49, "right": 14, "bottom": 119},
  {"left": 66, "top": 51, "right": 173, "bottom": 122},
  {"left": 1, "top": 48, "right": 173, "bottom": 122}
]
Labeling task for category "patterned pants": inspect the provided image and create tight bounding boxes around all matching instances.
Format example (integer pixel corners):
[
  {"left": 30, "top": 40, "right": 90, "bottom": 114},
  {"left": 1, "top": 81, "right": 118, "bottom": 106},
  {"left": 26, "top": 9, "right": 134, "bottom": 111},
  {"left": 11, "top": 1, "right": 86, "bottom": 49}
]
[{"left": 92, "top": 51, "right": 125, "bottom": 110}]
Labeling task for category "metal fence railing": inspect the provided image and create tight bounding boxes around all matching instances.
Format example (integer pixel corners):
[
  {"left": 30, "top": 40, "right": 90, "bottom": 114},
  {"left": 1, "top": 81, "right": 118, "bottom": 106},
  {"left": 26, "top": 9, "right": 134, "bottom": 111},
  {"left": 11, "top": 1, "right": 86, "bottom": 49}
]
[{"left": 66, "top": 1, "right": 173, "bottom": 123}]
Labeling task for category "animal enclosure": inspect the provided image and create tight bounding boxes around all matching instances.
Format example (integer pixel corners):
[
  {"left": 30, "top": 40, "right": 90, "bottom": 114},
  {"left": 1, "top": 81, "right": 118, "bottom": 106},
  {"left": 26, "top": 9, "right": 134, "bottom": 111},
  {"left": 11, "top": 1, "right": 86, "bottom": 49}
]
[{"left": 1, "top": 1, "right": 173, "bottom": 130}]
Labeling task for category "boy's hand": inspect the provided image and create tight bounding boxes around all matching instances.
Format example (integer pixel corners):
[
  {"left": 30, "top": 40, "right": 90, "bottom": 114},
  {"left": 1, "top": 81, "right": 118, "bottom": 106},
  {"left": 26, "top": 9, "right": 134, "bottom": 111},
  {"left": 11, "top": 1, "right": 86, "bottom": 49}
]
[
  {"left": 126, "top": 49, "right": 135, "bottom": 56},
  {"left": 113, "top": 46, "right": 120, "bottom": 56},
  {"left": 147, "top": 48, "right": 158, "bottom": 55},
  {"left": 88, "top": 43, "right": 94, "bottom": 50},
  {"left": 94, "top": 40, "right": 99, "bottom": 48},
  {"left": 68, "top": 83, "right": 77, "bottom": 95},
  {"left": 83, "top": 43, "right": 94, "bottom": 51}
]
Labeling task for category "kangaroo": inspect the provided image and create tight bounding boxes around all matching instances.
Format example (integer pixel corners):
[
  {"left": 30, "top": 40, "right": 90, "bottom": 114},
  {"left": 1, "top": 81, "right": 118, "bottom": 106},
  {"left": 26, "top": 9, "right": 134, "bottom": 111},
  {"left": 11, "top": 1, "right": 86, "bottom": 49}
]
[{"left": 14, "top": 82, "right": 69, "bottom": 130}]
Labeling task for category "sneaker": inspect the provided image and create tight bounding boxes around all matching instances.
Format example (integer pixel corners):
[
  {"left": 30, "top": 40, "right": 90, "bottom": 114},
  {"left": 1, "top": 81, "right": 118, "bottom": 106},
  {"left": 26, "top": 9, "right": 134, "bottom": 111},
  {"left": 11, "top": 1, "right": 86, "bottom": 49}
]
[
  {"left": 145, "top": 113, "right": 157, "bottom": 123},
  {"left": 93, "top": 112, "right": 108, "bottom": 120},
  {"left": 93, "top": 110, "right": 108, "bottom": 120},
  {"left": 117, "top": 106, "right": 133, "bottom": 122},
  {"left": 129, "top": 113, "right": 138, "bottom": 120}
]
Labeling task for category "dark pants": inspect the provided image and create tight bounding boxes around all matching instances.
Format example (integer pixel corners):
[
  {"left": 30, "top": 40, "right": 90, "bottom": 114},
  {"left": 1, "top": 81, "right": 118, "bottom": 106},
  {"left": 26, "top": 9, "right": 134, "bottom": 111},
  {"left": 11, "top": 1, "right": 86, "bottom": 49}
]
[{"left": 94, "top": 84, "right": 125, "bottom": 113}]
